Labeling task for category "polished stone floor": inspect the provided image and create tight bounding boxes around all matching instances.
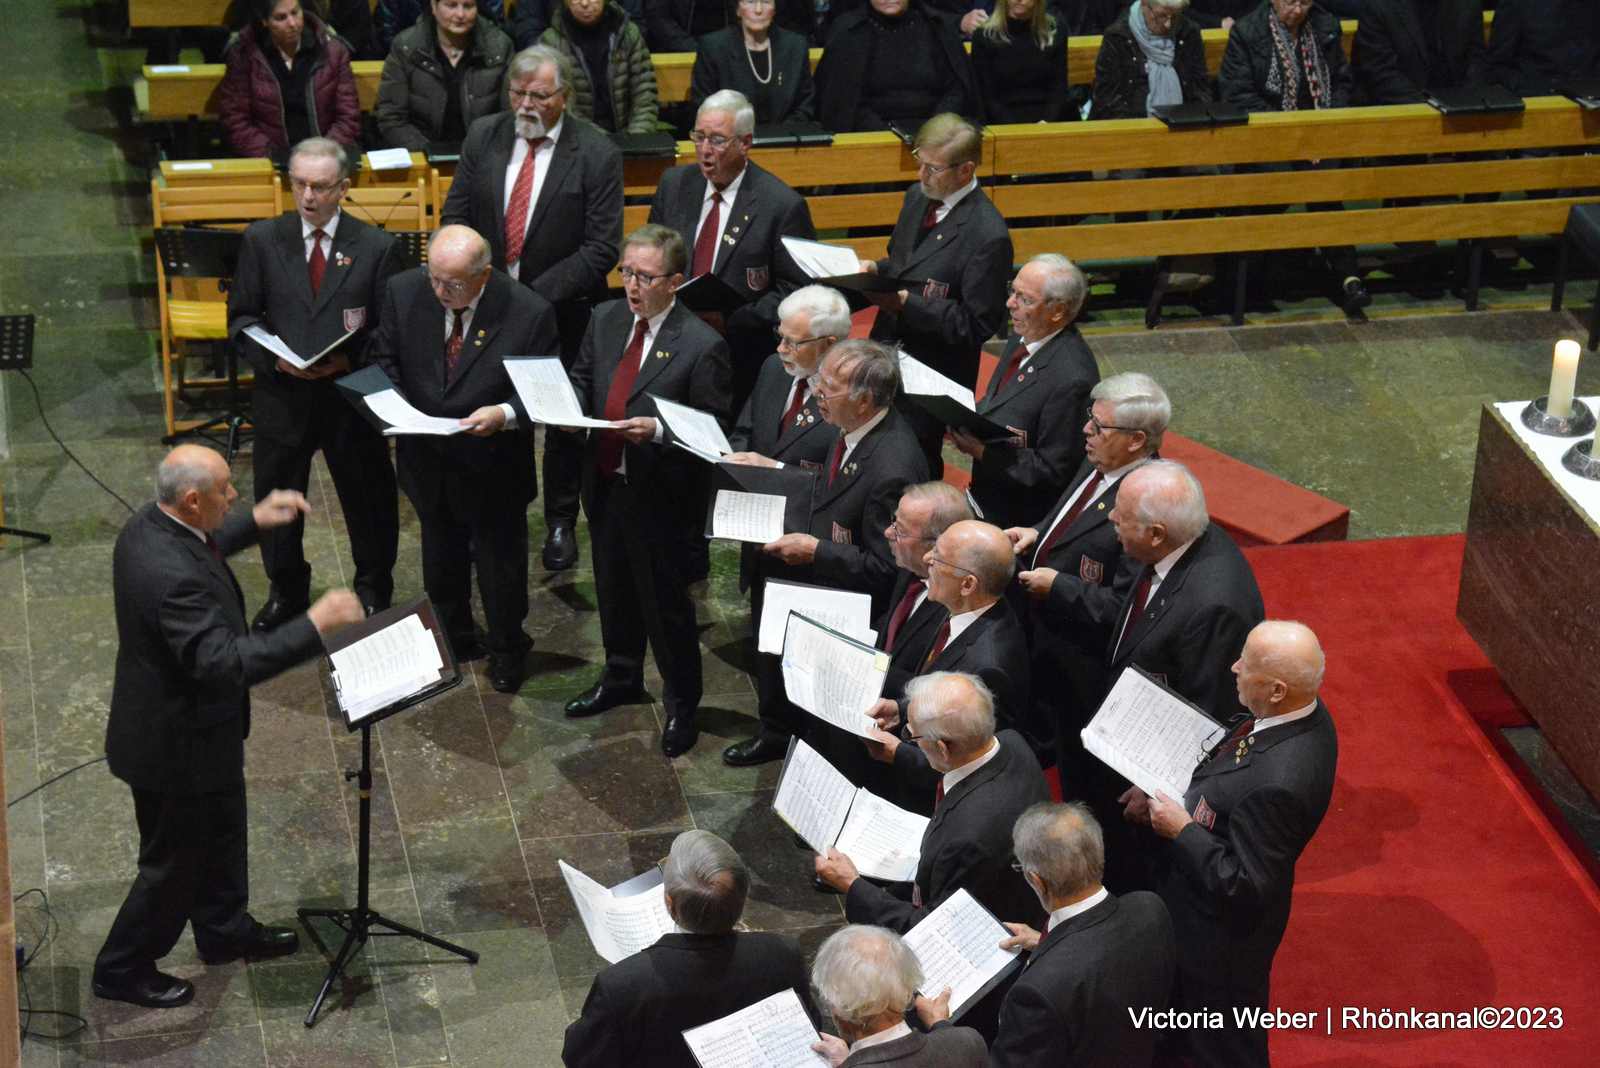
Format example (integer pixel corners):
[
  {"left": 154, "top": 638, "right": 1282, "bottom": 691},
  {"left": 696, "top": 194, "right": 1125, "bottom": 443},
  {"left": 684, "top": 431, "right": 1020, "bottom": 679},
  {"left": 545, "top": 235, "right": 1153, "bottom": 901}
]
[{"left": 4, "top": 2, "right": 1600, "bottom": 1066}]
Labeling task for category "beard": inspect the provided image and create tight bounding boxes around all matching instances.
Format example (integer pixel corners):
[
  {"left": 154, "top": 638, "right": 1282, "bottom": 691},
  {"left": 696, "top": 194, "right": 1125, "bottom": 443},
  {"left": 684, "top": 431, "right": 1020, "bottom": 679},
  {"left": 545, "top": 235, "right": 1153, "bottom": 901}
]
[{"left": 514, "top": 114, "right": 548, "bottom": 140}]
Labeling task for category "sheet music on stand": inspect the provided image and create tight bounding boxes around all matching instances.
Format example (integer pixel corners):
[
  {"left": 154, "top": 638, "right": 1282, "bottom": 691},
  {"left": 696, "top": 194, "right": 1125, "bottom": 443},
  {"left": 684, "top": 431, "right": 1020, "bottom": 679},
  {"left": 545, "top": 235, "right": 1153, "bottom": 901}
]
[
  {"left": 758, "top": 579, "right": 873, "bottom": 655},
  {"left": 651, "top": 394, "right": 733, "bottom": 463},
  {"left": 902, "top": 889, "right": 1023, "bottom": 1019},
  {"left": 557, "top": 860, "right": 677, "bottom": 965},
  {"left": 1081, "top": 666, "right": 1226, "bottom": 802},
  {"left": 772, "top": 739, "right": 926, "bottom": 882},
  {"left": 682, "top": 988, "right": 828, "bottom": 1068},
  {"left": 780, "top": 613, "right": 888, "bottom": 739},
  {"left": 505, "top": 357, "right": 624, "bottom": 429},
  {"left": 324, "top": 597, "right": 462, "bottom": 731}
]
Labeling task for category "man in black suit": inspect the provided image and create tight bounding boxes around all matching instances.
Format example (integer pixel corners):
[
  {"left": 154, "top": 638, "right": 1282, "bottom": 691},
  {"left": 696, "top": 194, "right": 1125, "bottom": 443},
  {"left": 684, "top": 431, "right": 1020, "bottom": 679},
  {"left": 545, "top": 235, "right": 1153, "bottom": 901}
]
[
  {"left": 562, "top": 829, "right": 816, "bottom": 1068},
  {"left": 948, "top": 254, "right": 1100, "bottom": 531},
  {"left": 227, "top": 136, "right": 401, "bottom": 629},
  {"left": 1128, "top": 621, "right": 1339, "bottom": 1068},
  {"left": 370, "top": 224, "right": 560, "bottom": 694},
  {"left": 441, "top": 43, "right": 624, "bottom": 572},
  {"left": 1486, "top": 0, "right": 1600, "bottom": 97},
  {"left": 1008, "top": 372, "right": 1169, "bottom": 815},
  {"left": 648, "top": 89, "right": 816, "bottom": 411},
  {"left": 1352, "top": 0, "right": 1487, "bottom": 104},
  {"left": 811, "top": 926, "right": 987, "bottom": 1068},
  {"left": 562, "top": 224, "right": 733, "bottom": 757},
  {"left": 858, "top": 113, "right": 1013, "bottom": 474},
  {"left": 94, "top": 446, "right": 365, "bottom": 1009},
  {"left": 916, "top": 801, "right": 1177, "bottom": 1068}
]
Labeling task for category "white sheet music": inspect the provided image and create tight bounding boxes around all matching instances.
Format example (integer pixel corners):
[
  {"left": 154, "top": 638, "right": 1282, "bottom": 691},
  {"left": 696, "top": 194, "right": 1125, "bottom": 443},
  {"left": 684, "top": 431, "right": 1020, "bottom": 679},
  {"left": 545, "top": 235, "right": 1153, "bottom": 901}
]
[
  {"left": 711, "top": 490, "right": 788, "bottom": 543},
  {"left": 364, "top": 389, "right": 468, "bottom": 436},
  {"left": 780, "top": 614, "right": 886, "bottom": 738},
  {"left": 505, "top": 357, "right": 622, "bottom": 429},
  {"left": 897, "top": 351, "right": 977, "bottom": 410},
  {"left": 558, "top": 860, "right": 677, "bottom": 965},
  {"left": 903, "top": 889, "right": 1020, "bottom": 1018},
  {"left": 758, "top": 580, "right": 874, "bottom": 656},
  {"left": 773, "top": 741, "right": 927, "bottom": 880},
  {"left": 682, "top": 989, "right": 827, "bottom": 1068},
  {"left": 365, "top": 147, "right": 413, "bottom": 170},
  {"left": 781, "top": 236, "right": 861, "bottom": 279},
  {"left": 834, "top": 790, "right": 928, "bottom": 883},
  {"left": 653, "top": 395, "right": 733, "bottom": 462},
  {"left": 243, "top": 323, "right": 357, "bottom": 370},
  {"left": 1081, "top": 667, "right": 1225, "bottom": 803},
  {"left": 329, "top": 615, "right": 443, "bottom": 722},
  {"left": 773, "top": 739, "right": 856, "bottom": 854}
]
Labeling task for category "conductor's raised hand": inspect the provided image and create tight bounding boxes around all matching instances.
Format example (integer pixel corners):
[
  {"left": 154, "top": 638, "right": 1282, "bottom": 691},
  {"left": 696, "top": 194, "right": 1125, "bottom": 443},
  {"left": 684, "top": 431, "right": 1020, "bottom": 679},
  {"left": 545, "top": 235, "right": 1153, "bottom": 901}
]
[
  {"left": 253, "top": 489, "right": 310, "bottom": 530},
  {"left": 307, "top": 589, "right": 365, "bottom": 635}
]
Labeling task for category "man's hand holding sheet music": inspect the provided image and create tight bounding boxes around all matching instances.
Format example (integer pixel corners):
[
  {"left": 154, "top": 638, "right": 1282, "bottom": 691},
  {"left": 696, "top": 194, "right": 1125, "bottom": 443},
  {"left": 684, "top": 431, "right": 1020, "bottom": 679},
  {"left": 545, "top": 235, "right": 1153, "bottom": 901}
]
[
  {"left": 762, "top": 532, "right": 820, "bottom": 566},
  {"left": 458, "top": 405, "right": 508, "bottom": 437},
  {"left": 722, "top": 451, "right": 781, "bottom": 469},
  {"left": 813, "top": 847, "right": 859, "bottom": 895},
  {"left": 1146, "top": 790, "right": 1192, "bottom": 838},
  {"left": 862, "top": 725, "right": 899, "bottom": 764},
  {"left": 614, "top": 416, "right": 659, "bottom": 444}
]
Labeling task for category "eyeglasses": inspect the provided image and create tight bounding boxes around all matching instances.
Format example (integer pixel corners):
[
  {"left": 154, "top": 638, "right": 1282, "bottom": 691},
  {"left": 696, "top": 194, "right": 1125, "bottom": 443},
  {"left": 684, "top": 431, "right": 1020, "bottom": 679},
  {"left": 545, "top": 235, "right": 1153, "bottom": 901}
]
[
  {"left": 290, "top": 178, "right": 341, "bottom": 195},
  {"left": 508, "top": 86, "right": 563, "bottom": 104},
  {"left": 774, "top": 331, "right": 826, "bottom": 350},
  {"left": 926, "top": 553, "right": 975, "bottom": 577},
  {"left": 1086, "top": 405, "right": 1140, "bottom": 436},
  {"left": 689, "top": 131, "right": 736, "bottom": 149},
  {"left": 1006, "top": 282, "right": 1045, "bottom": 308},
  {"left": 427, "top": 274, "right": 473, "bottom": 296},
  {"left": 888, "top": 517, "right": 929, "bottom": 543},
  {"left": 619, "top": 266, "right": 669, "bottom": 286},
  {"left": 911, "top": 150, "right": 961, "bottom": 176}
]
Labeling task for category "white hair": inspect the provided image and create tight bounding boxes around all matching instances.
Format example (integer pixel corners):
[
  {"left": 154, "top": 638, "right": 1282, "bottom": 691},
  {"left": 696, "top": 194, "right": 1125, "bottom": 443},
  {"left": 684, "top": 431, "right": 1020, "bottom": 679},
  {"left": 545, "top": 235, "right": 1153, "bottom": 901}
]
[
  {"left": 811, "top": 926, "right": 924, "bottom": 1028},
  {"left": 905, "top": 672, "right": 996, "bottom": 750},
  {"left": 1125, "top": 459, "right": 1209, "bottom": 545},
  {"left": 697, "top": 89, "right": 756, "bottom": 137},
  {"left": 777, "top": 285, "right": 851, "bottom": 340},
  {"left": 1091, "top": 372, "right": 1171, "bottom": 448},
  {"left": 1026, "top": 253, "right": 1087, "bottom": 321}
]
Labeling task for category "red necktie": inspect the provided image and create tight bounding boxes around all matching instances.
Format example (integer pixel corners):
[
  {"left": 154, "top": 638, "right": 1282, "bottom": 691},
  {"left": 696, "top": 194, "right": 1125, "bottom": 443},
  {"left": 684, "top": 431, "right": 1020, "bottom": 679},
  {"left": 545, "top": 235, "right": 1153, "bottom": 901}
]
[
  {"left": 307, "top": 228, "right": 327, "bottom": 295},
  {"left": 1035, "top": 471, "right": 1104, "bottom": 565},
  {"left": 921, "top": 199, "right": 942, "bottom": 230},
  {"left": 1113, "top": 569, "right": 1154, "bottom": 657},
  {"left": 1208, "top": 716, "right": 1257, "bottom": 763},
  {"left": 692, "top": 190, "right": 723, "bottom": 277},
  {"left": 884, "top": 578, "right": 926, "bottom": 653},
  {"left": 205, "top": 534, "right": 223, "bottom": 562},
  {"left": 444, "top": 310, "right": 465, "bottom": 379},
  {"left": 921, "top": 619, "right": 950, "bottom": 671},
  {"left": 933, "top": 779, "right": 945, "bottom": 810},
  {"left": 778, "top": 380, "right": 808, "bottom": 436},
  {"left": 1040, "top": 916, "right": 1051, "bottom": 938},
  {"left": 504, "top": 137, "right": 546, "bottom": 268},
  {"left": 826, "top": 435, "right": 845, "bottom": 486},
  {"left": 597, "top": 319, "right": 650, "bottom": 478},
  {"left": 994, "top": 342, "right": 1026, "bottom": 393}
]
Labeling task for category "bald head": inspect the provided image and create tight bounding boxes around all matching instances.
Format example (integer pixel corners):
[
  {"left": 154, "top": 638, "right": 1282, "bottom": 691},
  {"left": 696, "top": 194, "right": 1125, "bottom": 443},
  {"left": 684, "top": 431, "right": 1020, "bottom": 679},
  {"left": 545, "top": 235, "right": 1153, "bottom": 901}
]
[
  {"left": 1233, "top": 620, "right": 1325, "bottom": 717},
  {"left": 938, "top": 520, "right": 1014, "bottom": 602},
  {"left": 156, "top": 445, "right": 235, "bottom": 531},
  {"left": 426, "top": 225, "right": 492, "bottom": 309}
]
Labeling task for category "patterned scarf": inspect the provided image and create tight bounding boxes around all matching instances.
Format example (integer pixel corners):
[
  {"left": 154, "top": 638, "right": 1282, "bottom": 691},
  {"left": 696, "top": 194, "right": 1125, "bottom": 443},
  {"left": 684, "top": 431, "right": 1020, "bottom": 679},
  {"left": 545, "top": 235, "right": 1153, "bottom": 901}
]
[{"left": 1264, "top": 9, "right": 1331, "bottom": 111}]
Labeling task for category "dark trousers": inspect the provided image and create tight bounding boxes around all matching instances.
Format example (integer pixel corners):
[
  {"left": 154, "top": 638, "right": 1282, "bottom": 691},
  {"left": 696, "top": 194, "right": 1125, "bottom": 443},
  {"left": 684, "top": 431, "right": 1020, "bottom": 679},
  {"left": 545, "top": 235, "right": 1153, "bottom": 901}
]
[
  {"left": 584, "top": 474, "right": 702, "bottom": 717},
  {"left": 413, "top": 487, "right": 530, "bottom": 656},
  {"left": 95, "top": 785, "right": 252, "bottom": 980},
  {"left": 253, "top": 398, "right": 398, "bottom": 606},
  {"left": 542, "top": 300, "right": 594, "bottom": 528}
]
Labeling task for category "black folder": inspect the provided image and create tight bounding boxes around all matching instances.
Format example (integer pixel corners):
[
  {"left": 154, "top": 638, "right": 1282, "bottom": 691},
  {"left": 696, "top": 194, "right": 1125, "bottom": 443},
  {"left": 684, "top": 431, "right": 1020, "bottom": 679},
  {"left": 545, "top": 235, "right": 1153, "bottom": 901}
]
[
  {"left": 1152, "top": 100, "right": 1250, "bottom": 129},
  {"left": 752, "top": 123, "right": 834, "bottom": 148},
  {"left": 334, "top": 364, "right": 400, "bottom": 436},
  {"left": 704, "top": 461, "right": 817, "bottom": 540},
  {"left": 424, "top": 141, "right": 462, "bottom": 164},
  {"left": 677, "top": 272, "right": 750, "bottom": 316},
  {"left": 609, "top": 131, "right": 678, "bottom": 158},
  {"left": 904, "top": 393, "right": 1012, "bottom": 441},
  {"left": 324, "top": 596, "right": 463, "bottom": 731},
  {"left": 1427, "top": 85, "right": 1525, "bottom": 115},
  {"left": 1561, "top": 79, "right": 1600, "bottom": 109}
]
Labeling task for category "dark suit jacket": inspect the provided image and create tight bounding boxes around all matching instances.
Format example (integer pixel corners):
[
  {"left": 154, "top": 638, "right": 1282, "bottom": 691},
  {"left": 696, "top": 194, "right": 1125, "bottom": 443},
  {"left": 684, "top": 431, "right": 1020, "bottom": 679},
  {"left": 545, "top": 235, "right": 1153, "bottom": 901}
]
[
  {"left": 986, "top": 892, "right": 1176, "bottom": 1068},
  {"left": 870, "top": 185, "right": 1013, "bottom": 391},
  {"left": 228, "top": 211, "right": 401, "bottom": 443},
  {"left": 647, "top": 160, "right": 816, "bottom": 326},
  {"left": 1159, "top": 703, "right": 1338, "bottom": 1003},
  {"left": 1105, "top": 525, "right": 1265, "bottom": 727},
  {"left": 968, "top": 329, "right": 1099, "bottom": 531},
  {"left": 842, "top": 1026, "right": 988, "bottom": 1067},
  {"left": 371, "top": 267, "right": 560, "bottom": 509},
  {"left": 814, "top": 5, "right": 975, "bottom": 132},
  {"left": 561, "top": 931, "right": 815, "bottom": 1068},
  {"left": 846, "top": 729, "right": 1049, "bottom": 933},
  {"left": 689, "top": 25, "right": 816, "bottom": 124},
  {"left": 104, "top": 504, "right": 324, "bottom": 795},
  {"left": 1486, "top": 0, "right": 1600, "bottom": 95},
  {"left": 441, "top": 111, "right": 622, "bottom": 321},
  {"left": 1353, "top": 0, "right": 1486, "bottom": 104}
]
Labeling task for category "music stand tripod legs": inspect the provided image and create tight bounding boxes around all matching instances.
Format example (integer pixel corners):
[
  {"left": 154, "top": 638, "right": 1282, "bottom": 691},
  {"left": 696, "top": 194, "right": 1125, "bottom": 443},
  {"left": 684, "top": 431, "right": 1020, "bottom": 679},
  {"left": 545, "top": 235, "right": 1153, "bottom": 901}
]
[
  {"left": 0, "top": 314, "right": 51, "bottom": 545},
  {"left": 297, "top": 722, "right": 478, "bottom": 1028}
]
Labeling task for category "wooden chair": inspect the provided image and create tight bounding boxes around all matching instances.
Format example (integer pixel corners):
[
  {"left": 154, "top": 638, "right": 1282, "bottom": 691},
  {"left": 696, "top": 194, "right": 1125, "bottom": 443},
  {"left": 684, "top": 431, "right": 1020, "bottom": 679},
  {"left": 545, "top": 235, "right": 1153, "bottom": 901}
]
[{"left": 341, "top": 179, "right": 429, "bottom": 232}]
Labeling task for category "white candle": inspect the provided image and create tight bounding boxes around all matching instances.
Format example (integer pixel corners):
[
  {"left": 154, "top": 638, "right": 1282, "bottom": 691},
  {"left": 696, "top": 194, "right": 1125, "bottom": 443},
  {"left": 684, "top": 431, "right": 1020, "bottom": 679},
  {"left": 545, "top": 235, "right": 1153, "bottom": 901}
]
[{"left": 1549, "top": 339, "right": 1581, "bottom": 421}]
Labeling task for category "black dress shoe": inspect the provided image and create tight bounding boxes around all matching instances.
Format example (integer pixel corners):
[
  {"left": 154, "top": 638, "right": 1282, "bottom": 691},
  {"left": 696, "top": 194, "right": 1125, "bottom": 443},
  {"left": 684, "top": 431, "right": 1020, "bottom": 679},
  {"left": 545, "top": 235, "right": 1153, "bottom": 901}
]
[
  {"left": 449, "top": 633, "right": 488, "bottom": 663},
  {"left": 357, "top": 592, "right": 391, "bottom": 618},
  {"left": 487, "top": 651, "right": 524, "bottom": 694},
  {"left": 722, "top": 734, "right": 790, "bottom": 767},
  {"left": 198, "top": 923, "right": 299, "bottom": 965},
  {"left": 542, "top": 524, "right": 578, "bottom": 571},
  {"left": 661, "top": 713, "right": 699, "bottom": 758},
  {"left": 564, "top": 681, "right": 646, "bottom": 719},
  {"left": 251, "top": 594, "right": 309, "bottom": 633},
  {"left": 93, "top": 969, "right": 195, "bottom": 1009},
  {"left": 1342, "top": 276, "right": 1372, "bottom": 312}
]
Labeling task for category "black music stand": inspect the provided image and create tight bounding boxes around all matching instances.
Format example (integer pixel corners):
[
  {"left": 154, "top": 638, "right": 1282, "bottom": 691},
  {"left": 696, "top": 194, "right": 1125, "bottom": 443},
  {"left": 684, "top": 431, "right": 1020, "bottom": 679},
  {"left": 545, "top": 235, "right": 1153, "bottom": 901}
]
[
  {"left": 297, "top": 597, "right": 476, "bottom": 1027},
  {"left": 0, "top": 314, "right": 50, "bottom": 545},
  {"left": 154, "top": 226, "right": 253, "bottom": 460},
  {"left": 391, "top": 230, "right": 430, "bottom": 272}
]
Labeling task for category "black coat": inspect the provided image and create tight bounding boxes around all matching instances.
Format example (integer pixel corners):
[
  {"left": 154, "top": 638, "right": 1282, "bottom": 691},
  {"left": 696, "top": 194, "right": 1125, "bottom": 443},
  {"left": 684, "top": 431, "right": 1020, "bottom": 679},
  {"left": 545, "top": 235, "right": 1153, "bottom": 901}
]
[
  {"left": 1486, "top": 0, "right": 1600, "bottom": 95},
  {"left": 968, "top": 329, "right": 1099, "bottom": 531},
  {"left": 814, "top": 5, "right": 975, "bottom": 132},
  {"left": 375, "top": 13, "right": 513, "bottom": 150},
  {"left": 228, "top": 211, "right": 401, "bottom": 444},
  {"left": 1352, "top": 0, "right": 1486, "bottom": 104},
  {"left": 1219, "top": 3, "right": 1354, "bottom": 112},
  {"left": 561, "top": 931, "right": 816, "bottom": 1068},
  {"left": 969, "top": 20, "right": 1073, "bottom": 125},
  {"left": 1091, "top": 11, "right": 1213, "bottom": 119},
  {"left": 689, "top": 25, "right": 816, "bottom": 124},
  {"left": 843, "top": 1026, "right": 989, "bottom": 1066},
  {"left": 104, "top": 504, "right": 324, "bottom": 795}
]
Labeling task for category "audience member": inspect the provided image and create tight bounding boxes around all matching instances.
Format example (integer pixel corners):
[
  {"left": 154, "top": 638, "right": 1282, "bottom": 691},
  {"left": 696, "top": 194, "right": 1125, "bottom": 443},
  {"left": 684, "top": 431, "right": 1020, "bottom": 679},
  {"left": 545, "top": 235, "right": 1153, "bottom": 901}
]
[
  {"left": 689, "top": 0, "right": 818, "bottom": 125},
  {"left": 1125, "top": 620, "right": 1339, "bottom": 1068},
  {"left": 563, "top": 225, "right": 733, "bottom": 757},
  {"left": 1353, "top": 0, "right": 1486, "bottom": 105},
  {"left": 1486, "top": 0, "right": 1600, "bottom": 96},
  {"left": 219, "top": 0, "right": 361, "bottom": 159},
  {"left": 539, "top": 0, "right": 661, "bottom": 133},
  {"left": 1092, "top": 0, "right": 1212, "bottom": 119},
  {"left": 562, "top": 830, "right": 816, "bottom": 1067},
  {"left": 379, "top": 0, "right": 505, "bottom": 54},
  {"left": 815, "top": 0, "right": 975, "bottom": 133},
  {"left": 970, "top": 0, "right": 1073, "bottom": 124},
  {"left": 376, "top": 0, "right": 515, "bottom": 150},
  {"left": 1185, "top": 0, "right": 1253, "bottom": 30}
]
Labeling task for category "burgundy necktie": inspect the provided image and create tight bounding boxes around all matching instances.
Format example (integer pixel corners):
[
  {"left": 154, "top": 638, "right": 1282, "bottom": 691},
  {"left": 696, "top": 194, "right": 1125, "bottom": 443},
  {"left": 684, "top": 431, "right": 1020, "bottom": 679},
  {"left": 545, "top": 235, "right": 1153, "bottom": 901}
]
[
  {"left": 1209, "top": 716, "right": 1257, "bottom": 763},
  {"left": 307, "top": 228, "right": 327, "bottom": 295},
  {"left": 444, "top": 310, "right": 465, "bottom": 380},
  {"left": 778, "top": 380, "right": 808, "bottom": 436},
  {"left": 921, "top": 199, "right": 942, "bottom": 230},
  {"left": 826, "top": 435, "right": 845, "bottom": 486},
  {"left": 1035, "top": 471, "right": 1104, "bottom": 565},
  {"left": 205, "top": 534, "right": 222, "bottom": 562},
  {"left": 994, "top": 342, "right": 1026, "bottom": 393},
  {"left": 933, "top": 779, "right": 945, "bottom": 810},
  {"left": 692, "top": 190, "right": 723, "bottom": 277},
  {"left": 597, "top": 319, "right": 650, "bottom": 478},
  {"left": 921, "top": 619, "right": 950, "bottom": 671},
  {"left": 884, "top": 578, "right": 926, "bottom": 653},
  {"left": 504, "top": 137, "right": 546, "bottom": 268},
  {"left": 1113, "top": 569, "right": 1154, "bottom": 657}
]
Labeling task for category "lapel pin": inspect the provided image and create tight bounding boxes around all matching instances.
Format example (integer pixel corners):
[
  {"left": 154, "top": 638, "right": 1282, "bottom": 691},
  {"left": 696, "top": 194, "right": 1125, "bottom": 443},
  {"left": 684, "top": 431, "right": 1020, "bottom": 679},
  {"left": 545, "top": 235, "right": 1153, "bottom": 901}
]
[{"left": 655, "top": 350, "right": 671, "bottom": 360}]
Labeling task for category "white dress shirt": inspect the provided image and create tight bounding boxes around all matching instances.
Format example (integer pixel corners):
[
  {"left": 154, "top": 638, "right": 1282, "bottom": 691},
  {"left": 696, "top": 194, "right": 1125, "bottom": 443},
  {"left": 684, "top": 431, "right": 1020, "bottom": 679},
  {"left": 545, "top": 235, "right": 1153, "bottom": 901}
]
[
  {"left": 302, "top": 209, "right": 340, "bottom": 260},
  {"left": 1252, "top": 699, "right": 1318, "bottom": 735},
  {"left": 692, "top": 165, "right": 746, "bottom": 269},
  {"left": 941, "top": 735, "right": 1001, "bottom": 796},
  {"left": 502, "top": 116, "right": 564, "bottom": 282},
  {"left": 1031, "top": 456, "right": 1150, "bottom": 569}
]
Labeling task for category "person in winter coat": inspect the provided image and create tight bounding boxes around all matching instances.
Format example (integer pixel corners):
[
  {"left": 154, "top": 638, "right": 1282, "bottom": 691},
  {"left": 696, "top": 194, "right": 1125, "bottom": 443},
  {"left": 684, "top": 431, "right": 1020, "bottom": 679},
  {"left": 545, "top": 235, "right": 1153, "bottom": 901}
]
[
  {"left": 1092, "top": 0, "right": 1211, "bottom": 119},
  {"left": 376, "top": 0, "right": 514, "bottom": 149},
  {"left": 376, "top": 0, "right": 505, "bottom": 53},
  {"left": 219, "top": 0, "right": 361, "bottom": 159},
  {"left": 539, "top": 0, "right": 661, "bottom": 133}
]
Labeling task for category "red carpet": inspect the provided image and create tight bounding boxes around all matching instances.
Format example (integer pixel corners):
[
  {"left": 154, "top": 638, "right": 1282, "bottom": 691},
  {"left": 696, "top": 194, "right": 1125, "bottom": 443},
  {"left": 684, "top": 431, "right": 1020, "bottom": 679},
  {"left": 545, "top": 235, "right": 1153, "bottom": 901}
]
[{"left": 1243, "top": 535, "right": 1600, "bottom": 1065}]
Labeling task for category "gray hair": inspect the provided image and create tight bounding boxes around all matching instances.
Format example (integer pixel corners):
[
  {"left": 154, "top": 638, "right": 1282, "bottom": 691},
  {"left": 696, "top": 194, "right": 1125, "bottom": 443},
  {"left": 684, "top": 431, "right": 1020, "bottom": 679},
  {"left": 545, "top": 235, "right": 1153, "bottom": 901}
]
[
  {"left": 825, "top": 339, "right": 900, "bottom": 409},
  {"left": 1091, "top": 372, "right": 1170, "bottom": 450},
  {"left": 1013, "top": 801, "right": 1104, "bottom": 898},
  {"left": 901, "top": 481, "right": 973, "bottom": 541},
  {"left": 1125, "top": 459, "right": 1209, "bottom": 545},
  {"left": 697, "top": 89, "right": 756, "bottom": 137},
  {"left": 156, "top": 450, "right": 220, "bottom": 505},
  {"left": 509, "top": 43, "right": 572, "bottom": 92},
  {"left": 914, "top": 113, "right": 982, "bottom": 168},
  {"left": 289, "top": 136, "right": 351, "bottom": 181},
  {"left": 811, "top": 926, "right": 924, "bottom": 1029},
  {"left": 1247, "top": 620, "right": 1326, "bottom": 694},
  {"left": 777, "top": 285, "right": 851, "bottom": 341},
  {"left": 905, "top": 672, "right": 996, "bottom": 750},
  {"left": 1027, "top": 253, "right": 1087, "bottom": 322},
  {"left": 428, "top": 224, "right": 492, "bottom": 274},
  {"left": 661, "top": 829, "right": 749, "bottom": 934},
  {"left": 624, "top": 223, "right": 689, "bottom": 277}
]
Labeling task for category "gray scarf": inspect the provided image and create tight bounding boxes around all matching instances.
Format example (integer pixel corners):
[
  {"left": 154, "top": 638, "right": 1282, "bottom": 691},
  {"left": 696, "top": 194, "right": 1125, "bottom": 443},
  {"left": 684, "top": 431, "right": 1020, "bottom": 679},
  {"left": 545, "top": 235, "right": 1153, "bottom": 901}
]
[{"left": 1130, "top": 1, "right": 1183, "bottom": 115}]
